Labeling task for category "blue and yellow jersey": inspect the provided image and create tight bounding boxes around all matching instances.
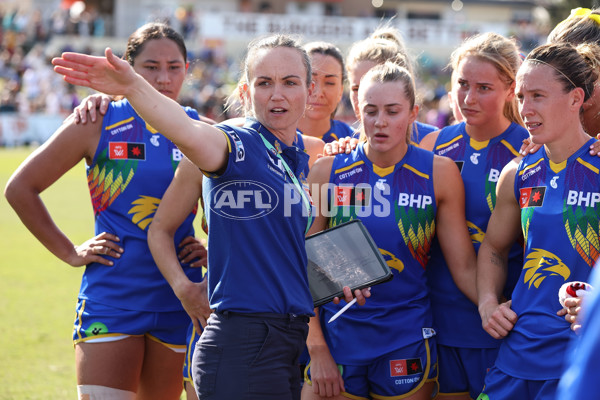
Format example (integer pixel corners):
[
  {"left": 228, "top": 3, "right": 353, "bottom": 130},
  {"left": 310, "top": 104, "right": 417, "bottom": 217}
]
[
  {"left": 427, "top": 122, "right": 529, "bottom": 348},
  {"left": 300, "top": 119, "right": 354, "bottom": 143},
  {"left": 81, "top": 99, "right": 203, "bottom": 312},
  {"left": 320, "top": 142, "right": 437, "bottom": 365},
  {"left": 202, "top": 118, "right": 314, "bottom": 316},
  {"left": 412, "top": 121, "right": 439, "bottom": 144},
  {"left": 495, "top": 138, "right": 600, "bottom": 380}
]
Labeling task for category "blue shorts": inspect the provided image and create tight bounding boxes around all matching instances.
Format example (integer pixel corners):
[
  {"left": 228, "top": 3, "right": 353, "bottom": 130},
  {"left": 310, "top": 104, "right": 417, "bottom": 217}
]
[
  {"left": 477, "top": 365, "right": 559, "bottom": 400},
  {"left": 437, "top": 345, "right": 499, "bottom": 399},
  {"left": 193, "top": 311, "right": 309, "bottom": 400},
  {"left": 305, "top": 338, "right": 438, "bottom": 399},
  {"left": 183, "top": 323, "right": 202, "bottom": 385},
  {"left": 72, "top": 298, "right": 189, "bottom": 351}
]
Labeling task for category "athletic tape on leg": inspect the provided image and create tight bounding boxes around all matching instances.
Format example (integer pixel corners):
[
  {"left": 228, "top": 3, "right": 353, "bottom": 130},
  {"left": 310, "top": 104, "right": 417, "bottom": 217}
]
[{"left": 77, "top": 385, "right": 136, "bottom": 400}]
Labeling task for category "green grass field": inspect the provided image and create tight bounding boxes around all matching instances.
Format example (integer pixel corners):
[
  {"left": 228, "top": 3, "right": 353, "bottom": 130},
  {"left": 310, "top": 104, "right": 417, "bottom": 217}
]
[{"left": 0, "top": 147, "right": 188, "bottom": 399}]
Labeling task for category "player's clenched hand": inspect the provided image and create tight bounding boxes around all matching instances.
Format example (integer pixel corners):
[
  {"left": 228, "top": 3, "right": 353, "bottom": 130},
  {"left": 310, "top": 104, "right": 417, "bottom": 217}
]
[{"left": 480, "top": 299, "right": 517, "bottom": 339}]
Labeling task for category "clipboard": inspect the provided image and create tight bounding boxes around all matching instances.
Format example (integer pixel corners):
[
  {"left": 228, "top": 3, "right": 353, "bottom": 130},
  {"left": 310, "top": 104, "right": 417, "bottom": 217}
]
[{"left": 305, "top": 219, "right": 393, "bottom": 307}]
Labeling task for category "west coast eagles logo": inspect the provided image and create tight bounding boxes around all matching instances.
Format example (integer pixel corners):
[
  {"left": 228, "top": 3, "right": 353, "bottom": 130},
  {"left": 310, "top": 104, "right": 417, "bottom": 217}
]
[
  {"left": 467, "top": 221, "right": 485, "bottom": 246},
  {"left": 380, "top": 248, "right": 404, "bottom": 273},
  {"left": 523, "top": 248, "right": 570, "bottom": 289}
]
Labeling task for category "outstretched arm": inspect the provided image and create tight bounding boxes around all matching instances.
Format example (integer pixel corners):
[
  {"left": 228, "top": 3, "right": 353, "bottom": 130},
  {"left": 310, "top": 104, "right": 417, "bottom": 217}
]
[
  {"left": 477, "top": 159, "right": 522, "bottom": 339},
  {"left": 52, "top": 49, "right": 227, "bottom": 172}
]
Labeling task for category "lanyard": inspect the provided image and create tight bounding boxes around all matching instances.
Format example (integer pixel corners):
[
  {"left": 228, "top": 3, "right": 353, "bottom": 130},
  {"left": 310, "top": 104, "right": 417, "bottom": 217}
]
[{"left": 257, "top": 132, "right": 312, "bottom": 234}]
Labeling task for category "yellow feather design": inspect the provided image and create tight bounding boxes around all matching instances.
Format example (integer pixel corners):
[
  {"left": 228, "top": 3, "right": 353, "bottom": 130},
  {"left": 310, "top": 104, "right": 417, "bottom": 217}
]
[{"left": 128, "top": 196, "right": 161, "bottom": 230}]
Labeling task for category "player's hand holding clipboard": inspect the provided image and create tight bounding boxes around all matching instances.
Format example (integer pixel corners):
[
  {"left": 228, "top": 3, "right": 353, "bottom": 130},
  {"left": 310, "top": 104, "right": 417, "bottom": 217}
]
[{"left": 305, "top": 219, "right": 392, "bottom": 313}]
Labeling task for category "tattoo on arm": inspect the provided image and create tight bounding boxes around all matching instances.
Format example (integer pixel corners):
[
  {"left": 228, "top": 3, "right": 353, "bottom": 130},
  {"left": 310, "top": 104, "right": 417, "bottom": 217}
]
[{"left": 490, "top": 251, "right": 507, "bottom": 270}]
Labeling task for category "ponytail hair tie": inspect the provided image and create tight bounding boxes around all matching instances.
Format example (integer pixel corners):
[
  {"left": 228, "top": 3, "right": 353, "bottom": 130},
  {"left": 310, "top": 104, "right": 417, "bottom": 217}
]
[{"left": 570, "top": 7, "right": 600, "bottom": 25}]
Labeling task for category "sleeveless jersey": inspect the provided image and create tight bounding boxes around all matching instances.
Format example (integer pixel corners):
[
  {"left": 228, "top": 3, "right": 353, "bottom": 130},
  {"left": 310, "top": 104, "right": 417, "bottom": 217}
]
[
  {"left": 495, "top": 138, "right": 600, "bottom": 380},
  {"left": 427, "top": 122, "right": 528, "bottom": 348},
  {"left": 412, "top": 121, "right": 439, "bottom": 144},
  {"left": 202, "top": 118, "right": 314, "bottom": 316},
  {"left": 81, "top": 99, "right": 203, "bottom": 312},
  {"left": 299, "top": 119, "right": 354, "bottom": 143},
  {"left": 320, "top": 142, "right": 437, "bottom": 365}
]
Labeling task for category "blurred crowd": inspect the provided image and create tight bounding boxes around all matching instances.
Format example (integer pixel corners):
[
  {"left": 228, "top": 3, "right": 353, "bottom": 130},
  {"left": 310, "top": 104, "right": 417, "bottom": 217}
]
[{"left": 0, "top": 5, "right": 546, "bottom": 136}]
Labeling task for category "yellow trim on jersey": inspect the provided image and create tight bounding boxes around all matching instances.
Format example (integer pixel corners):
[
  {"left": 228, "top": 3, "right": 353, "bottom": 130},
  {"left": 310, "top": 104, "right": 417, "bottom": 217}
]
[
  {"left": 500, "top": 139, "right": 521, "bottom": 157},
  {"left": 184, "top": 327, "right": 199, "bottom": 384},
  {"left": 436, "top": 391, "right": 471, "bottom": 397},
  {"left": 202, "top": 127, "right": 232, "bottom": 178},
  {"left": 145, "top": 122, "right": 158, "bottom": 134},
  {"left": 75, "top": 300, "right": 86, "bottom": 341},
  {"left": 518, "top": 158, "right": 544, "bottom": 176},
  {"left": 373, "top": 164, "right": 395, "bottom": 177},
  {"left": 220, "top": 127, "right": 233, "bottom": 152},
  {"left": 403, "top": 164, "right": 430, "bottom": 179},
  {"left": 435, "top": 135, "right": 462, "bottom": 151},
  {"left": 104, "top": 116, "right": 135, "bottom": 131},
  {"left": 334, "top": 160, "right": 365, "bottom": 175},
  {"left": 470, "top": 138, "right": 490, "bottom": 150},
  {"left": 577, "top": 157, "right": 600, "bottom": 174},
  {"left": 549, "top": 159, "right": 567, "bottom": 174},
  {"left": 343, "top": 393, "right": 369, "bottom": 400}
]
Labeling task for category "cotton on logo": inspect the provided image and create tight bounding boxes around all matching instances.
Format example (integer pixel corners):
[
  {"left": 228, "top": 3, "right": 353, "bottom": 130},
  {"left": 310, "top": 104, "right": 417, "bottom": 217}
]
[{"left": 208, "top": 180, "right": 279, "bottom": 220}]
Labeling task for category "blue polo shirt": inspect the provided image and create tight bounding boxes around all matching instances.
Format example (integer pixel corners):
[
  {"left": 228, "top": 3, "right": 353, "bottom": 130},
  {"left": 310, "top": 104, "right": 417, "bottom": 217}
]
[{"left": 202, "top": 118, "right": 314, "bottom": 316}]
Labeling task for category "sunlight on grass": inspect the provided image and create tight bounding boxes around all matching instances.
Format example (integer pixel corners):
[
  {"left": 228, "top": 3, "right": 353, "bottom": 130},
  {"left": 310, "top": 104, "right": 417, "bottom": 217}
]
[{"left": 0, "top": 147, "right": 191, "bottom": 399}]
